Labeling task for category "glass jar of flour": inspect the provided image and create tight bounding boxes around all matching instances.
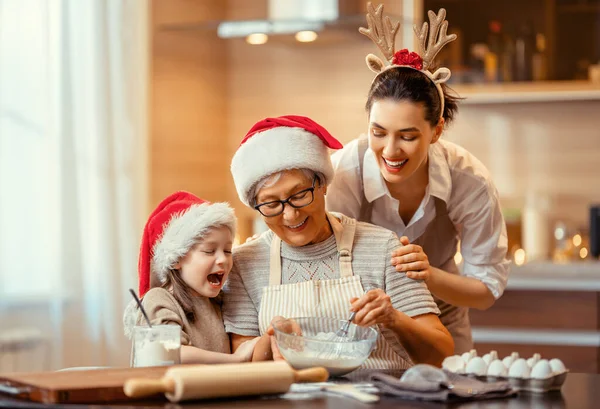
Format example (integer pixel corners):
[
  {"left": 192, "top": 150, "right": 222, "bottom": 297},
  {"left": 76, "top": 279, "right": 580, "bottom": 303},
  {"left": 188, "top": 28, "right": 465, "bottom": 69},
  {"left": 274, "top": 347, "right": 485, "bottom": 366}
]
[{"left": 130, "top": 325, "right": 181, "bottom": 367}]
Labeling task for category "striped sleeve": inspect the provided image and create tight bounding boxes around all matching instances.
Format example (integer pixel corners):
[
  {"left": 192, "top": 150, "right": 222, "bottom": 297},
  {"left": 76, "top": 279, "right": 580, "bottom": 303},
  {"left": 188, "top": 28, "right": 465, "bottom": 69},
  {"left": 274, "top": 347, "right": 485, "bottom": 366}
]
[
  {"left": 222, "top": 262, "right": 261, "bottom": 337},
  {"left": 384, "top": 234, "right": 440, "bottom": 317}
]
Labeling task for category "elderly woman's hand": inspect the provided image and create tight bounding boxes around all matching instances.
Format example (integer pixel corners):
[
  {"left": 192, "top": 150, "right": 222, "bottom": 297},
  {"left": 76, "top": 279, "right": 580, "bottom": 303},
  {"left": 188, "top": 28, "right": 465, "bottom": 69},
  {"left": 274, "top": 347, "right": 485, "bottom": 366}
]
[
  {"left": 350, "top": 289, "right": 397, "bottom": 328},
  {"left": 391, "top": 236, "right": 432, "bottom": 282}
]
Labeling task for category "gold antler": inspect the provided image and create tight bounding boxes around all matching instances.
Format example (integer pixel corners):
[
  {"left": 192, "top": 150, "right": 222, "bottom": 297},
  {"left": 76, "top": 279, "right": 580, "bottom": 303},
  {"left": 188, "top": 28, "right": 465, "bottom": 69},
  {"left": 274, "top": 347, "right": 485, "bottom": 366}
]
[
  {"left": 414, "top": 9, "right": 457, "bottom": 71},
  {"left": 359, "top": 2, "right": 400, "bottom": 63}
]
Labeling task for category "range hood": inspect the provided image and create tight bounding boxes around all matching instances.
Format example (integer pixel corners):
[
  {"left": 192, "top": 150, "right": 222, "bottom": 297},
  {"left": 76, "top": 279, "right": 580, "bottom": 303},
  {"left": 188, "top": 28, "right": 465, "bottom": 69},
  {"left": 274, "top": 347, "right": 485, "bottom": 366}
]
[
  {"left": 158, "top": 0, "right": 410, "bottom": 42},
  {"left": 218, "top": 0, "right": 343, "bottom": 38}
]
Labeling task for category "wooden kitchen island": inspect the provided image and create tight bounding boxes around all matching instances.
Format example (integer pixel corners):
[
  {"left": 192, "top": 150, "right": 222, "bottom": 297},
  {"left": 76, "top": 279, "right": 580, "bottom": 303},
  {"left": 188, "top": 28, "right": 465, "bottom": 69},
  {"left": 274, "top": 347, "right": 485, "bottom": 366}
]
[
  {"left": 0, "top": 372, "right": 597, "bottom": 409},
  {"left": 470, "top": 262, "right": 600, "bottom": 373}
]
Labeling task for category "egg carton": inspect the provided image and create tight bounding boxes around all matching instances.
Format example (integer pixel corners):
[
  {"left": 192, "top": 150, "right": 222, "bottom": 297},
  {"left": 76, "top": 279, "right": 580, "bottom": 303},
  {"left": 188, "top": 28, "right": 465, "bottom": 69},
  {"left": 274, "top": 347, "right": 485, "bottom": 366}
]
[{"left": 442, "top": 350, "right": 569, "bottom": 393}]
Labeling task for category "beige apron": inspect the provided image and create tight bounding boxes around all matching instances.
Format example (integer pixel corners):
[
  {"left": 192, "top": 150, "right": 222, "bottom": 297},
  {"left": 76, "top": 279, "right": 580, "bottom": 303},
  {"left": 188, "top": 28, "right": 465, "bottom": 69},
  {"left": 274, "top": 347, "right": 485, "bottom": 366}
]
[
  {"left": 357, "top": 137, "right": 473, "bottom": 354},
  {"left": 412, "top": 199, "right": 473, "bottom": 354},
  {"left": 258, "top": 213, "right": 412, "bottom": 370}
]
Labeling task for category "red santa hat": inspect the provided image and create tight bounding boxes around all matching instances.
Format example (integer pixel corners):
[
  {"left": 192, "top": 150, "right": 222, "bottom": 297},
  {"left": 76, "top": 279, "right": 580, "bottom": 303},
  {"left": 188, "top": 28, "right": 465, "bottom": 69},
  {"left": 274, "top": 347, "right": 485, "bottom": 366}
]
[
  {"left": 137, "top": 191, "right": 236, "bottom": 297},
  {"left": 230, "top": 115, "right": 343, "bottom": 207}
]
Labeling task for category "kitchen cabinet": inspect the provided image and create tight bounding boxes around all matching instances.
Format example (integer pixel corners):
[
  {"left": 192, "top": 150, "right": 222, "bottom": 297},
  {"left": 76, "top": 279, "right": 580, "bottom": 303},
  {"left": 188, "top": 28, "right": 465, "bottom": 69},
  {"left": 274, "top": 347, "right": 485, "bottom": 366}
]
[{"left": 422, "top": 0, "right": 600, "bottom": 83}]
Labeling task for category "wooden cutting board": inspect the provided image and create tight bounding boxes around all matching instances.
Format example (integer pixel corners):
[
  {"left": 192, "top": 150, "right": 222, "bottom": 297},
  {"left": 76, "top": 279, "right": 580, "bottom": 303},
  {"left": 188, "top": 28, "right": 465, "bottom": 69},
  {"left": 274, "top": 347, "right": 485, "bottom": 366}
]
[{"left": 0, "top": 366, "right": 172, "bottom": 404}]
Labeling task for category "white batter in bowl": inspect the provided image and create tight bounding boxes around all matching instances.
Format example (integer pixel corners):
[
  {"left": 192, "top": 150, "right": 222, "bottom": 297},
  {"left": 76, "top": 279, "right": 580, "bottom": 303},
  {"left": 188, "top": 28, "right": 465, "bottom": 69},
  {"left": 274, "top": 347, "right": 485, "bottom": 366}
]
[{"left": 273, "top": 317, "right": 378, "bottom": 376}]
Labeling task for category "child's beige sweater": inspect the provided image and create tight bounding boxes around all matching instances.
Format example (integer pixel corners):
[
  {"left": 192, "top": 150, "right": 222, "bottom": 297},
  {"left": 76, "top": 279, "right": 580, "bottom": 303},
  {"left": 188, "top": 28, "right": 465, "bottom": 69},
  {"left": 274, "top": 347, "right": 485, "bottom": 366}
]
[{"left": 138, "top": 287, "right": 230, "bottom": 353}]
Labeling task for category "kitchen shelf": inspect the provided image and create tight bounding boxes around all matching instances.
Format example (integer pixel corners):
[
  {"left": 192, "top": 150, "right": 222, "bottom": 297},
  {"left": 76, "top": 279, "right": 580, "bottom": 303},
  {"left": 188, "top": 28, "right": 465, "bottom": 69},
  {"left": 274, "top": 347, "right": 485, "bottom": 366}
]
[
  {"left": 558, "top": 3, "right": 600, "bottom": 13},
  {"left": 453, "top": 80, "right": 600, "bottom": 104}
]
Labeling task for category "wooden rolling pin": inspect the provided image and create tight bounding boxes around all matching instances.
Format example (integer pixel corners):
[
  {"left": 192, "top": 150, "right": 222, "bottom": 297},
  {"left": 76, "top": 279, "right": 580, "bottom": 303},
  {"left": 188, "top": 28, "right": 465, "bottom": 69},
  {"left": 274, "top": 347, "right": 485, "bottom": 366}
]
[{"left": 123, "top": 361, "right": 329, "bottom": 402}]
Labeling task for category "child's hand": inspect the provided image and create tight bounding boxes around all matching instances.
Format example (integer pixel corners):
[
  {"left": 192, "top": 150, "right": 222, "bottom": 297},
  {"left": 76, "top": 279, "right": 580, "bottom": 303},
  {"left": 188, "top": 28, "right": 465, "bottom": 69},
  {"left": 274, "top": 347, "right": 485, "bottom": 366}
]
[
  {"left": 233, "top": 336, "right": 261, "bottom": 362},
  {"left": 266, "top": 316, "right": 303, "bottom": 361},
  {"left": 391, "top": 236, "right": 432, "bottom": 281}
]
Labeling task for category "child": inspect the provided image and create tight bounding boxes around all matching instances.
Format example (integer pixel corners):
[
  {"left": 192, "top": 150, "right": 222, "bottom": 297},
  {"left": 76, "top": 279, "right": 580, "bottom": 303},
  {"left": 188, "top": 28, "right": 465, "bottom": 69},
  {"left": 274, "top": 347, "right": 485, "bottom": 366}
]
[{"left": 124, "top": 191, "right": 258, "bottom": 363}]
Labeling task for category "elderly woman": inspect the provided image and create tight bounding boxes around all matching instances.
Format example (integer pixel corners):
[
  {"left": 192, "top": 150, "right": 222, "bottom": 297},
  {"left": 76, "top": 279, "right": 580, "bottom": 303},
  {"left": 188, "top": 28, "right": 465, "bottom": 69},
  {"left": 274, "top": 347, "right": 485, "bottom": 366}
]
[{"left": 224, "top": 115, "right": 453, "bottom": 369}]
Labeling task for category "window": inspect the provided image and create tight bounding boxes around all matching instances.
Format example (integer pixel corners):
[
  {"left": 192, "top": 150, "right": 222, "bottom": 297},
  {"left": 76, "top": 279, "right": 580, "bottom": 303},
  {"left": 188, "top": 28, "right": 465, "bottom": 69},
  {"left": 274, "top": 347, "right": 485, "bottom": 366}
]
[{"left": 0, "top": 0, "right": 60, "bottom": 297}]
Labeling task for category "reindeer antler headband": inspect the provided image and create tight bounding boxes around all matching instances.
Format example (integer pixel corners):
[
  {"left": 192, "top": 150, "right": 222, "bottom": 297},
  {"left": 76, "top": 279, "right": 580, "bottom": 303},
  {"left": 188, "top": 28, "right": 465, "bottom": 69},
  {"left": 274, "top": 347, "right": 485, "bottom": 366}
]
[{"left": 359, "top": 3, "right": 457, "bottom": 117}]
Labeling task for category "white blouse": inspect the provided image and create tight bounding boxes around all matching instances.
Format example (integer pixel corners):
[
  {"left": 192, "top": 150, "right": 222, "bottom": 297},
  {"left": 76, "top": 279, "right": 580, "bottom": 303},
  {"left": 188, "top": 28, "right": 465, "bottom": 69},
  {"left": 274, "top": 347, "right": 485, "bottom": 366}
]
[{"left": 326, "top": 138, "right": 510, "bottom": 299}]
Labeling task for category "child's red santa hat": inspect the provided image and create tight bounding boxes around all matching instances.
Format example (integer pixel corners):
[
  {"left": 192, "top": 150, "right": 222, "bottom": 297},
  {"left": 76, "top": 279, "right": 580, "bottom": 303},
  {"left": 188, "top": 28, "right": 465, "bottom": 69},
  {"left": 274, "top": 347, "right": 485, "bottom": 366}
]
[
  {"left": 230, "top": 115, "right": 343, "bottom": 207},
  {"left": 137, "top": 191, "right": 236, "bottom": 297}
]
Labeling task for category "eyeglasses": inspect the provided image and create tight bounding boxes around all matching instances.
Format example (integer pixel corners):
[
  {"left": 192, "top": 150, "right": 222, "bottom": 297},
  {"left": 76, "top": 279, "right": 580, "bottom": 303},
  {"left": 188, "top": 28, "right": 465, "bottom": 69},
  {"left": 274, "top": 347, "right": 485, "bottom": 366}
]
[{"left": 254, "top": 177, "right": 317, "bottom": 217}]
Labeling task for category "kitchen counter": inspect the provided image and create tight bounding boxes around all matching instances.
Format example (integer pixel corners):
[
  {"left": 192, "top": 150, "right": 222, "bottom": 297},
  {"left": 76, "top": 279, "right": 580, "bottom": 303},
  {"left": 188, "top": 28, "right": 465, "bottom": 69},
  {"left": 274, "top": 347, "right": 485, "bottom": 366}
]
[
  {"left": 507, "top": 261, "right": 600, "bottom": 291},
  {"left": 470, "top": 261, "right": 600, "bottom": 373},
  {"left": 0, "top": 372, "right": 597, "bottom": 408}
]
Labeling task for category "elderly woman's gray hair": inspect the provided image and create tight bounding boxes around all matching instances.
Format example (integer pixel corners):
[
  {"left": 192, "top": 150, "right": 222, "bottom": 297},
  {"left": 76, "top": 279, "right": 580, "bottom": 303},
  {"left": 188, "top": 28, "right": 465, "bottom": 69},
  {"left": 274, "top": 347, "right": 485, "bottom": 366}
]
[{"left": 248, "top": 169, "right": 325, "bottom": 208}]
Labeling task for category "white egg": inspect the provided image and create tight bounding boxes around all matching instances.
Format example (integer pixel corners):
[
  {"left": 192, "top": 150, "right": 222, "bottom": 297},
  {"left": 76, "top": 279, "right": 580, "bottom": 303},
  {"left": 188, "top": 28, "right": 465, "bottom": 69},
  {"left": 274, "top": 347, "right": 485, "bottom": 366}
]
[
  {"left": 508, "top": 358, "right": 531, "bottom": 378},
  {"left": 531, "top": 359, "right": 552, "bottom": 379},
  {"left": 482, "top": 350, "right": 498, "bottom": 365},
  {"left": 549, "top": 358, "right": 567, "bottom": 374},
  {"left": 442, "top": 355, "right": 465, "bottom": 373},
  {"left": 502, "top": 352, "right": 520, "bottom": 369},
  {"left": 527, "top": 353, "right": 541, "bottom": 368},
  {"left": 487, "top": 359, "right": 508, "bottom": 377},
  {"left": 466, "top": 357, "right": 488, "bottom": 376},
  {"left": 461, "top": 349, "right": 477, "bottom": 363}
]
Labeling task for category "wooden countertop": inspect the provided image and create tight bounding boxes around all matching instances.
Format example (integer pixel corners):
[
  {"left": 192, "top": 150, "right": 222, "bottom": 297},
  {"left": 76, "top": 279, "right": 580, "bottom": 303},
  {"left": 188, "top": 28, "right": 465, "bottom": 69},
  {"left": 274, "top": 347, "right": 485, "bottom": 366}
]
[{"left": 1, "top": 372, "right": 599, "bottom": 408}]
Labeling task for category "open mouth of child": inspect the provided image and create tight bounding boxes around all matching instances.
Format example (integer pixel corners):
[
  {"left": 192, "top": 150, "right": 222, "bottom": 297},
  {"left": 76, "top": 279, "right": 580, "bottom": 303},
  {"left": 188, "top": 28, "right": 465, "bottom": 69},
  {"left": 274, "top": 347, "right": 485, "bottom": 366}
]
[{"left": 207, "top": 273, "right": 224, "bottom": 287}]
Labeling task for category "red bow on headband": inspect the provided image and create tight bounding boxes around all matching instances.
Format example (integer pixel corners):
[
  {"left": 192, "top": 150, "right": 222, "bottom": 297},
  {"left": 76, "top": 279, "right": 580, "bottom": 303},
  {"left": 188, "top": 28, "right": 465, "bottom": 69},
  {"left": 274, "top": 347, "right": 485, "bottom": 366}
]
[{"left": 392, "top": 49, "right": 424, "bottom": 70}]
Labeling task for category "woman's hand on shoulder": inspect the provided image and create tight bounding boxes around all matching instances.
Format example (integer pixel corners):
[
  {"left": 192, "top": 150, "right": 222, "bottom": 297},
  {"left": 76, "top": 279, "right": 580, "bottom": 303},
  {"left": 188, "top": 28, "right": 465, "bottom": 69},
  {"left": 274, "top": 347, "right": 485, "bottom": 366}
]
[
  {"left": 391, "top": 236, "right": 432, "bottom": 282},
  {"left": 350, "top": 289, "right": 397, "bottom": 328}
]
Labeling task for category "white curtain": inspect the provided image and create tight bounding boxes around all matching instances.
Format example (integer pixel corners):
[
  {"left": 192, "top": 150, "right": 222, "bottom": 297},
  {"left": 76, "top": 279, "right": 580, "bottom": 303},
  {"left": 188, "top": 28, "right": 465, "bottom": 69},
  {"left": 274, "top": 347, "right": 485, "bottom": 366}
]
[{"left": 0, "top": 0, "right": 148, "bottom": 370}]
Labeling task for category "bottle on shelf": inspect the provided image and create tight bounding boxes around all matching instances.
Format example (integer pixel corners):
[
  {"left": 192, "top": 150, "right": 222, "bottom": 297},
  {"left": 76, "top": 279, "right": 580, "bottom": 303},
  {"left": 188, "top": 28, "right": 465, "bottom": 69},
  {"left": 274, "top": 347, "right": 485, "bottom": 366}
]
[
  {"left": 501, "top": 23, "right": 515, "bottom": 82},
  {"left": 514, "top": 21, "right": 535, "bottom": 81},
  {"left": 532, "top": 33, "right": 548, "bottom": 81},
  {"left": 522, "top": 192, "right": 551, "bottom": 262},
  {"left": 469, "top": 43, "right": 488, "bottom": 83},
  {"left": 591, "top": 205, "right": 600, "bottom": 260},
  {"left": 484, "top": 20, "right": 503, "bottom": 82}
]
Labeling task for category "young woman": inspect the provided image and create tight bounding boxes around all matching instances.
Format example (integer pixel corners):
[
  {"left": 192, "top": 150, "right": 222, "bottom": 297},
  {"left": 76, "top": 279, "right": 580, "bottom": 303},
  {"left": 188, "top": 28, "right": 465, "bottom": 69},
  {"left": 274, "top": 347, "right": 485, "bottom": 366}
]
[{"left": 326, "top": 5, "right": 510, "bottom": 353}]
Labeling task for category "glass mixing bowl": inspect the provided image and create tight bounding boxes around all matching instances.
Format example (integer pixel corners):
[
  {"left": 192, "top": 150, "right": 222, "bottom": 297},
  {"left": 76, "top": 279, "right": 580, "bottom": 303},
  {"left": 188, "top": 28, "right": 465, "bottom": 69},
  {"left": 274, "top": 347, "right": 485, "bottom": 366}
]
[{"left": 272, "top": 317, "right": 378, "bottom": 376}]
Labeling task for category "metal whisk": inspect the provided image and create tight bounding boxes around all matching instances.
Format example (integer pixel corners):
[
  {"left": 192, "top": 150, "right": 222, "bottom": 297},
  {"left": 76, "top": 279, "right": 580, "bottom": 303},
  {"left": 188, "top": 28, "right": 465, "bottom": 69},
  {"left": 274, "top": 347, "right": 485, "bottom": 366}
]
[{"left": 335, "top": 311, "right": 357, "bottom": 339}]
